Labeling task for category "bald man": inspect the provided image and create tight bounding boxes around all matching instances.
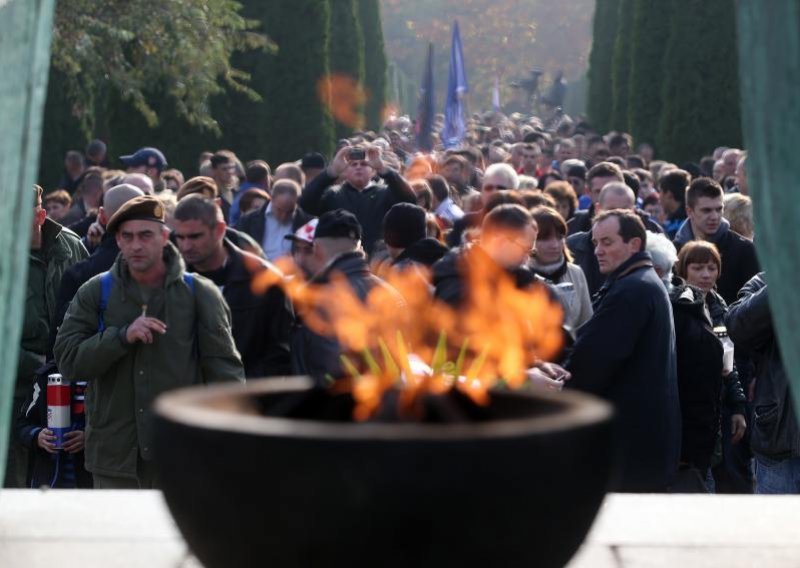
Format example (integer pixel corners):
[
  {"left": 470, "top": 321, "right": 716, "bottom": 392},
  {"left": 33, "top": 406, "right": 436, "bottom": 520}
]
[
  {"left": 51, "top": 184, "right": 145, "bottom": 349},
  {"left": 566, "top": 182, "right": 642, "bottom": 296}
]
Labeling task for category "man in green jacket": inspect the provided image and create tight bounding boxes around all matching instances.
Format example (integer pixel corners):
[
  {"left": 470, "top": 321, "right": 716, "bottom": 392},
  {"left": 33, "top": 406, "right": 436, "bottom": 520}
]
[
  {"left": 54, "top": 196, "right": 244, "bottom": 489},
  {"left": 4, "top": 185, "right": 88, "bottom": 488}
]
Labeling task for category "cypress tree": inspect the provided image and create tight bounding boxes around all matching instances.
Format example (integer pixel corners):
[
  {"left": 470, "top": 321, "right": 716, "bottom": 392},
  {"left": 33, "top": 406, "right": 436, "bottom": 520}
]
[
  {"left": 657, "top": 0, "right": 741, "bottom": 163},
  {"left": 357, "top": 0, "right": 388, "bottom": 131},
  {"left": 255, "top": 0, "right": 335, "bottom": 163},
  {"left": 610, "top": 0, "right": 634, "bottom": 131},
  {"left": 329, "top": 0, "right": 366, "bottom": 138},
  {"left": 627, "top": 0, "right": 672, "bottom": 147},
  {"left": 587, "top": 0, "right": 620, "bottom": 133}
]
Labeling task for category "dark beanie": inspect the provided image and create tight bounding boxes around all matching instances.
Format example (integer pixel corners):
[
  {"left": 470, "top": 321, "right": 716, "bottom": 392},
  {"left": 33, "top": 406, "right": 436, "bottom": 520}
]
[{"left": 383, "top": 203, "right": 427, "bottom": 249}]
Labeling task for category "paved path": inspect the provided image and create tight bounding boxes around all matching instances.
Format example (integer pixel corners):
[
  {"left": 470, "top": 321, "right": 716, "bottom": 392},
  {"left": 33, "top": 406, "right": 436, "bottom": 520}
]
[{"left": 1, "top": 491, "right": 799, "bottom": 567}]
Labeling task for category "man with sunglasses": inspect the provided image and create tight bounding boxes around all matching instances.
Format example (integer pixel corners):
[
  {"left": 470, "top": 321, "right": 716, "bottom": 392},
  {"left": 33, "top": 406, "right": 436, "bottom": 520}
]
[{"left": 298, "top": 145, "right": 416, "bottom": 256}]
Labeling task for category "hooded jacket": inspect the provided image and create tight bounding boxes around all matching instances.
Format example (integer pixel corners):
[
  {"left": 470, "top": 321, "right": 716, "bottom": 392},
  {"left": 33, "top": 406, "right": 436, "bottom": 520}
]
[
  {"left": 392, "top": 238, "right": 449, "bottom": 270},
  {"left": 673, "top": 218, "right": 760, "bottom": 304},
  {"left": 53, "top": 242, "right": 244, "bottom": 478}
]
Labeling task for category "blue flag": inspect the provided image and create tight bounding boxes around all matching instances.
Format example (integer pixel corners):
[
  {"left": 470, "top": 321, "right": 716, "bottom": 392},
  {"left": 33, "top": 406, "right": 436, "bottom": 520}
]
[
  {"left": 416, "top": 43, "right": 435, "bottom": 152},
  {"left": 443, "top": 20, "right": 468, "bottom": 149}
]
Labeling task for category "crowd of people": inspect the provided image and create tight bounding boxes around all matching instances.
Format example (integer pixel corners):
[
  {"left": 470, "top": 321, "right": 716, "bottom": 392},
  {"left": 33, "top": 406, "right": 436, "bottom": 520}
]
[{"left": 5, "top": 107, "right": 796, "bottom": 496}]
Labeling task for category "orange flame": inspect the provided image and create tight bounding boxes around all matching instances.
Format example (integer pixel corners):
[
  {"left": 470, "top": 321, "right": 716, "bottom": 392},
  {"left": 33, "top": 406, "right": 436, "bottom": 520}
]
[
  {"left": 253, "top": 247, "right": 563, "bottom": 420},
  {"left": 317, "top": 74, "right": 368, "bottom": 129}
]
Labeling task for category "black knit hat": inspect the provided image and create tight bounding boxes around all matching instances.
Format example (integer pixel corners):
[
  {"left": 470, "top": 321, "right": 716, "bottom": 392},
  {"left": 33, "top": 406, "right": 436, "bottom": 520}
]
[{"left": 383, "top": 203, "right": 427, "bottom": 249}]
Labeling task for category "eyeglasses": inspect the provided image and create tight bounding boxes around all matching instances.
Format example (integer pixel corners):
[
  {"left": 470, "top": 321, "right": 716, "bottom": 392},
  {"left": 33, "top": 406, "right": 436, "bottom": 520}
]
[
  {"left": 482, "top": 184, "right": 509, "bottom": 192},
  {"left": 505, "top": 236, "right": 535, "bottom": 255},
  {"left": 348, "top": 161, "right": 369, "bottom": 168}
]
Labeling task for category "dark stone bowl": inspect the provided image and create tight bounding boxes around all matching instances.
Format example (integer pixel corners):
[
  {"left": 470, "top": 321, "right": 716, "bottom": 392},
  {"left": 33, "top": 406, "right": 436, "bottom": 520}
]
[{"left": 154, "top": 378, "right": 613, "bottom": 568}]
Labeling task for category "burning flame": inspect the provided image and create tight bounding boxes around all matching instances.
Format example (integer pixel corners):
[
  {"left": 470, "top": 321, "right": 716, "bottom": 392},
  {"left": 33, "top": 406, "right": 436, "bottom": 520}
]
[
  {"left": 318, "top": 74, "right": 368, "bottom": 129},
  {"left": 252, "top": 248, "right": 563, "bottom": 420}
]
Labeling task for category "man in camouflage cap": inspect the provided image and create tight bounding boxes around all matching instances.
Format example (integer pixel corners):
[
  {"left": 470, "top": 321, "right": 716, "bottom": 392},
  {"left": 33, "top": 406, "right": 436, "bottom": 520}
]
[{"left": 54, "top": 195, "right": 244, "bottom": 489}]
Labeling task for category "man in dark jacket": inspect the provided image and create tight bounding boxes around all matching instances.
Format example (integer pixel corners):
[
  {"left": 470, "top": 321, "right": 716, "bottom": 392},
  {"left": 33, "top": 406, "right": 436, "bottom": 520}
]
[
  {"left": 52, "top": 183, "right": 145, "bottom": 350},
  {"left": 236, "top": 179, "right": 312, "bottom": 261},
  {"left": 568, "top": 161, "right": 663, "bottom": 236},
  {"left": 567, "top": 182, "right": 647, "bottom": 296},
  {"left": 727, "top": 274, "right": 800, "bottom": 493},
  {"left": 291, "top": 210, "right": 403, "bottom": 382},
  {"left": 567, "top": 210, "right": 680, "bottom": 492},
  {"left": 659, "top": 169, "right": 690, "bottom": 239},
  {"left": 383, "top": 203, "right": 448, "bottom": 269},
  {"left": 674, "top": 177, "right": 759, "bottom": 304},
  {"left": 173, "top": 196, "right": 293, "bottom": 378},
  {"left": 298, "top": 145, "right": 416, "bottom": 255},
  {"left": 434, "top": 204, "right": 540, "bottom": 307}
]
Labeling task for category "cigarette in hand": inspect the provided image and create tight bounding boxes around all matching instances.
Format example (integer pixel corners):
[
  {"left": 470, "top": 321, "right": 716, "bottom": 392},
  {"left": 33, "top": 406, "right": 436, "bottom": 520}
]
[{"left": 141, "top": 304, "right": 147, "bottom": 318}]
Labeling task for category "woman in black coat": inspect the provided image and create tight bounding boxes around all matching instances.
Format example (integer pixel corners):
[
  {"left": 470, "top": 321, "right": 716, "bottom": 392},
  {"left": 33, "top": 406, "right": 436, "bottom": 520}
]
[{"left": 671, "top": 241, "right": 746, "bottom": 491}]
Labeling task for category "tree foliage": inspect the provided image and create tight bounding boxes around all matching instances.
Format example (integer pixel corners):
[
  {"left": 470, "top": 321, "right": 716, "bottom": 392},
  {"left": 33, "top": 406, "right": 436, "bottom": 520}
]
[
  {"left": 627, "top": 0, "right": 671, "bottom": 146},
  {"left": 587, "top": 0, "right": 619, "bottom": 132},
  {"left": 358, "top": 0, "right": 389, "bottom": 130},
  {"left": 656, "top": 0, "right": 741, "bottom": 163},
  {"left": 257, "top": 0, "right": 335, "bottom": 163},
  {"left": 609, "top": 0, "right": 633, "bottom": 131},
  {"left": 381, "top": 0, "right": 594, "bottom": 113},
  {"left": 51, "top": 0, "right": 270, "bottom": 136},
  {"left": 329, "top": 0, "right": 366, "bottom": 138}
]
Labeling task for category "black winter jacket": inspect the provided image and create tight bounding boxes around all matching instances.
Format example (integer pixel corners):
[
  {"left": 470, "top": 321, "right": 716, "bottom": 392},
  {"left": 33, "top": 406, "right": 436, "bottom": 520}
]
[
  {"left": 726, "top": 274, "right": 800, "bottom": 459},
  {"left": 393, "top": 238, "right": 449, "bottom": 269},
  {"left": 291, "top": 252, "right": 403, "bottom": 382},
  {"left": 190, "top": 241, "right": 293, "bottom": 378},
  {"left": 670, "top": 279, "right": 725, "bottom": 470},
  {"left": 299, "top": 169, "right": 416, "bottom": 255},
  {"left": 567, "top": 252, "right": 681, "bottom": 492}
]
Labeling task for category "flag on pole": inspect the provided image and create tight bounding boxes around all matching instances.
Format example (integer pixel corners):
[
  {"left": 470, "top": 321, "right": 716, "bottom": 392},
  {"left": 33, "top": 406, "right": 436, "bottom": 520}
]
[
  {"left": 415, "top": 43, "right": 435, "bottom": 152},
  {"left": 492, "top": 75, "right": 501, "bottom": 112},
  {"left": 442, "top": 20, "right": 468, "bottom": 149}
]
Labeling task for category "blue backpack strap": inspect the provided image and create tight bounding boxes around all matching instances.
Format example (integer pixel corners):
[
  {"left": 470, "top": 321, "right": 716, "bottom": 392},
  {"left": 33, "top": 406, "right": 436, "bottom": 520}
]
[
  {"left": 183, "top": 273, "right": 196, "bottom": 294},
  {"left": 98, "top": 271, "right": 114, "bottom": 332}
]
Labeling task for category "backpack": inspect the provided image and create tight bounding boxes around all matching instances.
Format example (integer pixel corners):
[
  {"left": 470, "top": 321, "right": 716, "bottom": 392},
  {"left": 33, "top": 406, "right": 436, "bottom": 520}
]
[{"left": 97, "top": 271, "right": 196, "bottom": 332}]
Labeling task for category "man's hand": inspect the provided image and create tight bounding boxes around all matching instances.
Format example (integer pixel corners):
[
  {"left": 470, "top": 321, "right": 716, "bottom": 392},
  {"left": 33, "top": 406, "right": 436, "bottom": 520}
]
[
  {"left": 125, "top": 316, "right": 167, "bottom": 344},
  {"left": 327, "top": 146, "right": 350, "bottom": 178},
  {"left": 731, "top": 413, "right": 747, "bottom": 444},
  {"left": 526, "top": 363, "right": 571, "bottom": 391},
  {"left": 366, "top": 145, "right": 387, "bottom": 174},
  {"left": 62, "top": 430, "right": 85, "bottom": 454},
  {"left": 86, "top": 221, "right": 105, "bottom": 249},
  {"left": 37, "top": 428, "right": 58, "bottom": 454}
]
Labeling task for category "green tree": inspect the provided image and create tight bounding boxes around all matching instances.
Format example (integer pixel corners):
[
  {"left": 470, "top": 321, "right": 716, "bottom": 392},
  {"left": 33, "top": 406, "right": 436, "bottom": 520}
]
[
  {"left": 258, "top": 0, "right": 335, "bottom": 163},
  {"left": 587, "top": 0, "right": 620, "bottom": 132},
  {"left": 358, "top": 0, "right": 388, "bottom": 130},
  {"left": 627, "top": 0, "right": 672, "bottom": 147},
  {"left": 39, "top": 0, "right": 268, "bottom": 187},
  {"left": 329, "top": 0, "right": 366, "bottom": 138},
  {"left": 657, "top": 0, "right": 741, "bottom": 163},
  {"left": 609, "top": 0, "right": 633, "bottom": 131}
]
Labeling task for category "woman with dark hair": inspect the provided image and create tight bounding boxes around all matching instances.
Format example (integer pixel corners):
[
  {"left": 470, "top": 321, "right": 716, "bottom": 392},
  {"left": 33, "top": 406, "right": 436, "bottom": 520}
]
[
  {"left": 529, "top": 206, "right": 592, "bottom": 334},
  {"left": 671, "top": 241, "right": 747, "bottom": 492}
]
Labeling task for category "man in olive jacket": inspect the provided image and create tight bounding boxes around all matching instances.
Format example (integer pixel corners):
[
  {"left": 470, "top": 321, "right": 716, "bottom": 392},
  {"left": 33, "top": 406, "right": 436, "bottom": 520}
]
[
  {"left": 54, "top": 196, "right": 244, "bottom": 489},
  {"left": 4, "top": 185, "right": 88, "bottom": 488}
]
